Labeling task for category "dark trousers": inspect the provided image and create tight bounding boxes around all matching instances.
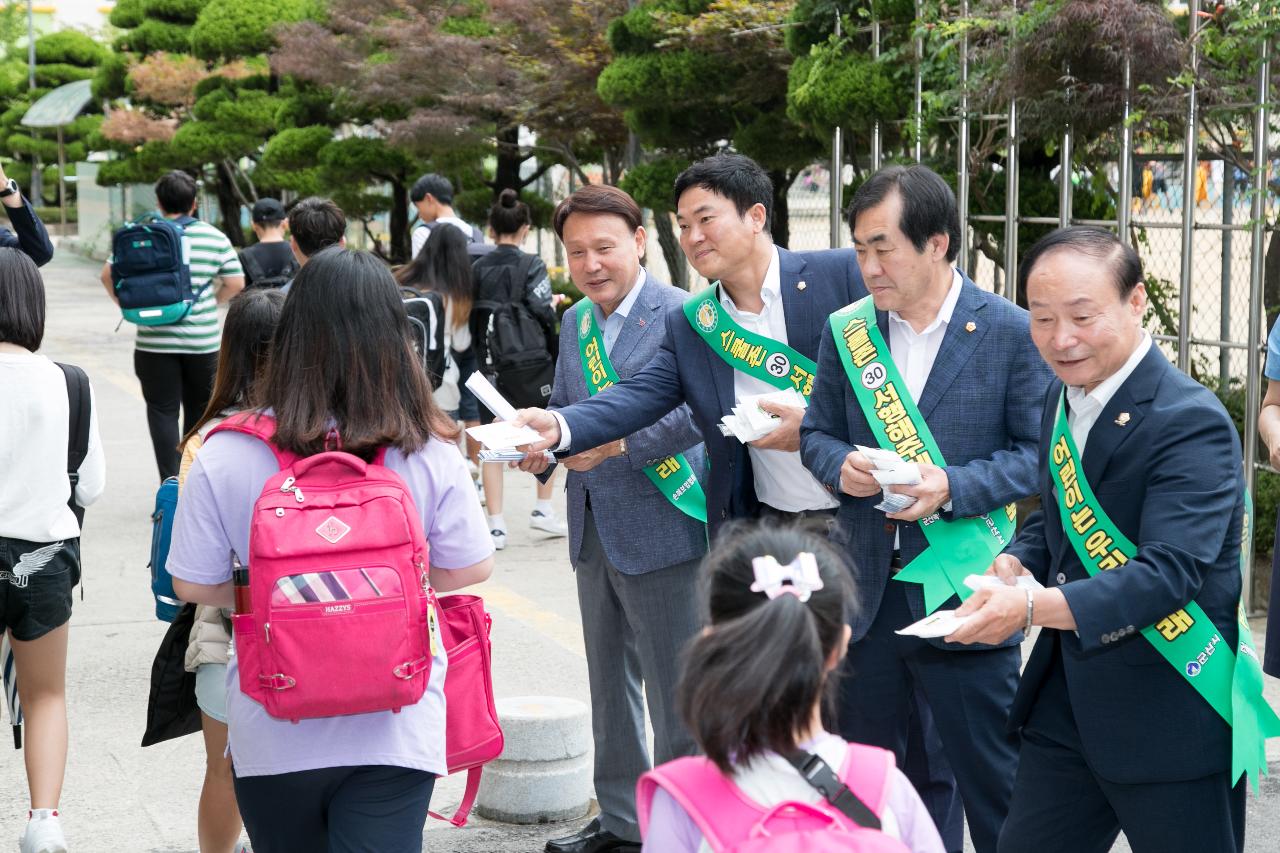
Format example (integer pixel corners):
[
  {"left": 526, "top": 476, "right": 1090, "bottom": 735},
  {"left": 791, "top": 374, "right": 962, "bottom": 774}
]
[
  {"left": 838, "top": 579, "right": 1021, "bottom": 853},
  {"left": 999, "top": 645, "right": 1245, "bottom": 853},
  {"left": 574, "top": 508, "right": 701, "bottom": 840},
  {"left": 133, "top": 349, "right": 218, "bottom": 481},
  {"left": 234, "top": 765, "right": 436, "bottom": 853}
]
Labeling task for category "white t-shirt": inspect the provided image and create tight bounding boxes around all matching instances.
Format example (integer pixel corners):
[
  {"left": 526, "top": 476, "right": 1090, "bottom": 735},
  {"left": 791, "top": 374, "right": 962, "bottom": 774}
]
[
  {"left": 410, "top": 216, "right": 481, "bottom": 259},
  {"left": 0, "top": 351, "right": 106, "bottom": 541}
]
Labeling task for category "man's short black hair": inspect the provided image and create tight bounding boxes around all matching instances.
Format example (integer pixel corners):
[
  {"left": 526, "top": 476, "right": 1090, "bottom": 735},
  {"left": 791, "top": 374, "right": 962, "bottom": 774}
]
[
  {"left": 288, "top": 197, "right": 346, "bottom": 258},
  {"left": 0, "top": 247, "right": 46, "bottom": 351},
  {"left": 673, "top": 152, "right": 774, "bottom": 232},
  {"left": 1018, "top": 226, "right": 1144, "bottom": 299},
  {"left": 155, "top": 170, "right": 199, "bottom": 216},
  {"left": 846, "top": 165, "right": 962, "bottom": 263},
  {"left": 410, "top": 173, "right": 454, "bottom": 205}
]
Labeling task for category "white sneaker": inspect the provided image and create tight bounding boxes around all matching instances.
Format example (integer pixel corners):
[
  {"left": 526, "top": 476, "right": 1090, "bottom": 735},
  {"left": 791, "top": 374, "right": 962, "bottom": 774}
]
[
  {"left": 530, "top": 510, "right": 568, "bottom": 537},
  {"left": 491, "top": 528, "right": 507, "bottom": 550},
  {"left": 20, "top": 811, "right": 66, "bottom": 853}
]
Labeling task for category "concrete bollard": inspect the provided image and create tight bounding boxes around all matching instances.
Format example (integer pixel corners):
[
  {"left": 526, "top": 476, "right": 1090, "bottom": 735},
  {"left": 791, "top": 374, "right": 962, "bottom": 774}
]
[{"left": 476, "top": 696, "right": 593, "bottom": 824}]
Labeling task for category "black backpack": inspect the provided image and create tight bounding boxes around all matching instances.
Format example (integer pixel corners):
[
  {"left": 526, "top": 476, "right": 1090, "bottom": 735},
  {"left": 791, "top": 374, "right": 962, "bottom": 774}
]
[
  {"left": 401, "top": 286, "right": 448, "bottom": 389},
  {"left": 473, "top": 253, "right": 555, "bottom": 409},
  {"left": 240, "top": 245, "right": 299, "bottom": 290},
  {"left": 56, "top": 363, "right": 91, "bottom": 528}
]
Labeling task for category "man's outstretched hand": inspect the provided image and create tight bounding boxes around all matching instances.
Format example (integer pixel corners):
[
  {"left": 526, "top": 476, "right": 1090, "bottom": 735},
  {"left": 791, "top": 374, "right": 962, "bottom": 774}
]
[{"left": 512, "top": 408, "right": 561, "bottom": 453}]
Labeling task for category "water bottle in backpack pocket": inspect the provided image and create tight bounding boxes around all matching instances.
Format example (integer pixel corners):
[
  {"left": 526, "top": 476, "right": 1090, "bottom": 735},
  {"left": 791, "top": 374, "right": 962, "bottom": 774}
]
[
  {"left": 111, "top": 214, "right": 205, "bottom": 326},
  {"left": 148, "top": 477, "right": 182, "bottom": 622}
]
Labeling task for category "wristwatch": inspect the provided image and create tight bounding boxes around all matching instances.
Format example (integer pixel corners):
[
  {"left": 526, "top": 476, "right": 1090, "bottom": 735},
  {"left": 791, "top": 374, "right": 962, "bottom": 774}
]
[
  {"left": 618, "top": 437, "right": 628, "bottom": 457},
  {"left": 0, "top": 179, "right": 18, "bottom": 199}
]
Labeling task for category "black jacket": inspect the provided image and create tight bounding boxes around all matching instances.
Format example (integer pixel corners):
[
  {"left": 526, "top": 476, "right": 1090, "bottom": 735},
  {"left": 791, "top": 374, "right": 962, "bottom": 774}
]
[{"left": 0, "top": 195, "right": 54, "bottom": 267}]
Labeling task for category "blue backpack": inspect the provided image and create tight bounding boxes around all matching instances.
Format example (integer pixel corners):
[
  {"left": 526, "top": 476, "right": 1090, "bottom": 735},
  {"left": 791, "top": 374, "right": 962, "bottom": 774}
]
[
  {"left": 111, "top": 214, "right": 204, "bottom": 326},
  {"left": 148, "top": 477, "right": 181, "bottom": 622}
]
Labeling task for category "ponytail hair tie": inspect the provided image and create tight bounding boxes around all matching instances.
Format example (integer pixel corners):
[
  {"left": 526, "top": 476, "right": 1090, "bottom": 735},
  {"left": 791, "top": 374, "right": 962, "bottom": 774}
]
[{"left": 750, "top": 553, "right": 823, "bottom": 602}]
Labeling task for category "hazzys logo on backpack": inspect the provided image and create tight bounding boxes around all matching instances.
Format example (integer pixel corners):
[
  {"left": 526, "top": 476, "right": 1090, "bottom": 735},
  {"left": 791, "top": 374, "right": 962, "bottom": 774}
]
[{"left": 111, "top": 214, "right": 207, "bottom": 326}]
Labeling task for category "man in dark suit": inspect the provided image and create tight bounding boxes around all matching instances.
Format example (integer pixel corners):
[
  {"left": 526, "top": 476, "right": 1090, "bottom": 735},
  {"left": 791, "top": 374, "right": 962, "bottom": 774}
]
[
  {"left": 516, "top": 152, "right": 864, "bottom": 535},
  {"left": 950, "top": 227, "right": 1253, "bottom": 852},
  {"left": 530, "top": 185, "right": 706, "bottom": 853},
  {"left": 0, "top": 163, "right": 54, "bottom": 267},
  {"left": 800, "top": 165, "right": 1053, "bottom": 853}
]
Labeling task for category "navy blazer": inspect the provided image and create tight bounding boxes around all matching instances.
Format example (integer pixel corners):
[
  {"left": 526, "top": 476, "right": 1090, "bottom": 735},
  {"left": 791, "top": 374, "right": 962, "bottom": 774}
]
[
  {"left": 800, "top": 276, "right": 1053, "bottom": 648},
  {"left": 556, "top": 247, "right": 866, "bottom": 538},
  {"left": 0, "top": 196, "right": 53, "bottom": 267},
  {"left": 1006, "top": 344, "right": 1244, "bottom": 784},
  {"left": 547, "top": 274, "right": 707, "bottom": 574}
]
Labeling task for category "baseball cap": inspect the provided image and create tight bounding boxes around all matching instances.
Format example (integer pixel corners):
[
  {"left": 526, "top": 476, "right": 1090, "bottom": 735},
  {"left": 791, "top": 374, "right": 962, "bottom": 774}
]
[{"left": 252, "top": 198, "right": 286, "bottom": 223}]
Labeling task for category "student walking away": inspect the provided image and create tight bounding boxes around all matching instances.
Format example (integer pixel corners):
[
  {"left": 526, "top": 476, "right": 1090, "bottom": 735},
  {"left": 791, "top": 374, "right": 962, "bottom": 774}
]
[
  {"left": 166, "top": 248, "right": 494, "bottom": 853},
  {"left": 409, "top": 173, "right": 492, "bottom": 261},
  {"left": 470, "top": 189, "right": 565, "bottom": 547},
  {"left": 98, "top": 170, "right": 245, "bottom": 482},
  {"left": 527, "top": 185, "right": 706, "bottom": 853},
  {"left": 0, "top": 249, "right": 106, "bottom": 853},
  {"left": 638, "top": 523, "right": 945, "bottom": 853},
  {"left": 280, "top": 197, "right": 346, "bottom": 294},
  {"left": 951, "top": 228, "right": 1280, "bottom": 853},
  {"left": 176, "top": 288, "right": 284, "bottom": 853},
  {"left": 0, "top": 163, "right": 54, "bottom": 267},
  {"left": 239, "top": 199, "right": 298, "bottom": 289}
]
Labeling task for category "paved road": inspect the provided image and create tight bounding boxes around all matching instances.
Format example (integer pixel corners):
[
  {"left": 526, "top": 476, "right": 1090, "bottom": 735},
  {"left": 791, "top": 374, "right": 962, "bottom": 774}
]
[{"left": 4, "top": 249, "right": 1279, "bottom": 851}]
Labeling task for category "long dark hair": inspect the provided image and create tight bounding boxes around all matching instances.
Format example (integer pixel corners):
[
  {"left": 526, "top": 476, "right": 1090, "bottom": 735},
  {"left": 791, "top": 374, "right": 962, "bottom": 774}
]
[
  {"left": 259, "top": 247, "right": 456, "bottom": 458},
  {"left": 678, "top": 523, "right": 856, "bottom": 774},
  {"left": 0, "top": 248, "right": 44, "bottom": 351},
  {"left": 182, "top": 287, "right": 284, "bottom": 449},
  {"left": 394, "top": 222, "right": 473, "bottom": 328}
]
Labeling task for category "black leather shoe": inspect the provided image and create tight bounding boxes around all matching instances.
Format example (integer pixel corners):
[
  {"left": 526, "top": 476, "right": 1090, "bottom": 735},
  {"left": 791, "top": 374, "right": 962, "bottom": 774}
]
[{"left": 545, "top": 818, "right": 641, "bottom": 853}]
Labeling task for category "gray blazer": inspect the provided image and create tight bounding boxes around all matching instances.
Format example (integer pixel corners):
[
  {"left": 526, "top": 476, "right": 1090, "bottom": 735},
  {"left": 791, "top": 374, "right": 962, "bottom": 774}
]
[{"left": 548, "top": 273, "right": 708, "bottom": 574}]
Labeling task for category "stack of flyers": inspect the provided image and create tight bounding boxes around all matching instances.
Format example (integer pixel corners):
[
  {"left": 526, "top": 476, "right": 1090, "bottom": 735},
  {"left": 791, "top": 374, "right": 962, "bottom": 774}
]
[
  {"left": 478, "top": 449, "right": 530, "bottom": 463},
  {"left": 855, "top": 444, "right": 922, "bottom": 514},
  {"left": 718, "top": 389, "right": 807, "bottom": 443}
]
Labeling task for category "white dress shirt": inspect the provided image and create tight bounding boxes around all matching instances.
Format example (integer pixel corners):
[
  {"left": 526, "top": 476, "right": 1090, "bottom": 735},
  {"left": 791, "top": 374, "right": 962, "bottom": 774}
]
[
  {"left": 598, "top": 269, "right": 647, "bottom": 356},
  {"left": 885, "top": 270, "right": 962, "bottom": 543},
  {"left": 718, "top": 248, "right": 837, "bottom": 513},
  {"left": 1065, "top": 332, "right": 1152, "bottom": 453}
]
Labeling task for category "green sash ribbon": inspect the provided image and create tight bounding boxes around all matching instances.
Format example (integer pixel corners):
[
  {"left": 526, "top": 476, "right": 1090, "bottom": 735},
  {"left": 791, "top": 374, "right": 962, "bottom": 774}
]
[
  {"left": 829, "top": 296, "right": 1016, "bottom": 611},
  {"left": 1049, "top": 390, "right": 1280, "bottom": 791},
  {"left": 683, "top": 288, "right": 818, "bottom": 400},
  {"left": 576, "top": 305, "right": 707, "bottom": 524}
]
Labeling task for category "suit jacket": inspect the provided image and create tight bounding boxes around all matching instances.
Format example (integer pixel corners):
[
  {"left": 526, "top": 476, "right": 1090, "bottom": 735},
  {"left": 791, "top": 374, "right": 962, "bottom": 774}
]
[
  {"left": 800, "top": 276, "right": 1053, "bottom": 648},
  {"left": 0, "top": 196, "right": 54, "bottom": 267},
  {"left": 548, "top": 273, "right": 707, "bottom": 574},
  {"left": 558, "top": 247, "right": 865, "bottom": 539},
  {"left": 1005, "top": 344, "right": 1244, "bottom": 783}
]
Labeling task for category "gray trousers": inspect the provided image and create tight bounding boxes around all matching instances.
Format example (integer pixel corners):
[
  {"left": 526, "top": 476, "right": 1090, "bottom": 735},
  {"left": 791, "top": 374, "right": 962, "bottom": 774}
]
[{"left": 575, "top": 508, "right": 702, "bottom": 841}]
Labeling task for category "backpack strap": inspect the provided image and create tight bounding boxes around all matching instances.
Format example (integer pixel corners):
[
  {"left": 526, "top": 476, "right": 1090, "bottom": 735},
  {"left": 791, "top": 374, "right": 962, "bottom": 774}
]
[
  {"left": 240, "top": 248, "right": 267, "bottom": 285},
  {"left": 206, "top": 413, "right": 298, "bottom": 469},
  {"left": 637, "top": 757, "right": 767, "bottom": 850},
  {"left": 785, "top": 747, "right": 883, "bottom": 830},
  {"left": 57, "top": 363, "right": 90, "bottom": 527}
]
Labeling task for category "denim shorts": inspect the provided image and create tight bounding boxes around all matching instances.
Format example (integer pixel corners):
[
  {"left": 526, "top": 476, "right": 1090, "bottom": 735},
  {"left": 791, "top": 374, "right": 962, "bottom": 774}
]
[
  {"left": 454, "top": 348, "right": 481, "bottom": 422},
  {"left": 0, "top": 536, "right": 79, "bottom": 641},
  {"left": 196, "top": 662, "right": 229, "bottom": 723}
]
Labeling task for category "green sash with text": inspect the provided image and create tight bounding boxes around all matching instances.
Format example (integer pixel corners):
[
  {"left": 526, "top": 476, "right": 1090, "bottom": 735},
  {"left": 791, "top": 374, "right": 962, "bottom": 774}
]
[
  {"left": 577, "top": 306, "right": 707, "bottom": 524},
  {"left": 829, "top": 295, "right": 1016, "bottom": 611},
  {"left": 1049, "top": 390, "right": 1280, "bottom": 790},
  {"left": 683, "top": 289, "right": 818, "bottom": 400}
]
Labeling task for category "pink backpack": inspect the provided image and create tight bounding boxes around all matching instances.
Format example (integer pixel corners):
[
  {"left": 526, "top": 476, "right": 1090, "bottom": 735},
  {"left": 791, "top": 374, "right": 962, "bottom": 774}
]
[
  {"left": 209, "top": 414, "right": 434, "bottom": 722},
  {"left": 636, "top": 743, "right": 913, "bottom": 853},
  {"left": 211, "top": 412, "right": 504, "bottom": 824}
]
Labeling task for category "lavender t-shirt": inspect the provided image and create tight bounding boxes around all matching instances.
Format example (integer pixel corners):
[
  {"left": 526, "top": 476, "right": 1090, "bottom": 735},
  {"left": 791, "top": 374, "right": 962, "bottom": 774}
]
[{"left": 167, "top": 430, "right": 492, "bottom": 777}]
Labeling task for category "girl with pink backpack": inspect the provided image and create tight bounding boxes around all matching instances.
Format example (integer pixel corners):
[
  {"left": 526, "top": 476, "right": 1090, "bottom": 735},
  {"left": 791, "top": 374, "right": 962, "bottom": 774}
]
[
  {"left": 167, "top": 248, "right": 494, "bottom": 852},
  {"left": 637, "top": 524, "right": 945, "bottom": 853}
]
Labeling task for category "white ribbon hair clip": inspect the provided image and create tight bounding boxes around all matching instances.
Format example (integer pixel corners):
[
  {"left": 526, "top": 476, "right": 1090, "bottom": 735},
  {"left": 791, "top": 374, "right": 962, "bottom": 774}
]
[{"left": 750, "top": 552, "right": 824, "bottom": 602}]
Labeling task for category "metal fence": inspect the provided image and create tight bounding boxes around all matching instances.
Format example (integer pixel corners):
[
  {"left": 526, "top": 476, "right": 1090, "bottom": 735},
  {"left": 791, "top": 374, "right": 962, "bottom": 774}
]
[{"left": 785, "top": 6, "right": 1275, "bottom": 609}]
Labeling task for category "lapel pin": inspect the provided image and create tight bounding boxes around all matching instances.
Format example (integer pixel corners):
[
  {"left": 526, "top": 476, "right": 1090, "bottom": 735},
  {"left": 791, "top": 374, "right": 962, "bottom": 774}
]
[
  {"left": 797, "top": 281, "right": 807, "bottom": 291},
  {"left": 638, "top": 318, "right": 646, "bottom": 327},
  {"left": 965, "top": 321, "right": 976, "bottom": 333},
  {"left": 1115, "top": 412, "right": 1131, "bottom": 426}
]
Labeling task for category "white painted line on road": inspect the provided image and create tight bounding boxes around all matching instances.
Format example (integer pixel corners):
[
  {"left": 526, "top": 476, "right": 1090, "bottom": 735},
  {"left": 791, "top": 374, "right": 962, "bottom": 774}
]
[{"left": 475, "top": 581, "right": 586, "bottom": 659}]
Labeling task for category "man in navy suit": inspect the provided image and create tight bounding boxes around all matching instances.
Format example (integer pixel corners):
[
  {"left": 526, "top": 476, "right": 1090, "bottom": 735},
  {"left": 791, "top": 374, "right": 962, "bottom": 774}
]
[
  {"left": 950, "top": 227, "right": 1248, "bottom": 852},
  {"left": 800, "top": 165, "right": 1053, "bottom": 853},
  {"left": 529, "top": 186, "right": 706, "bottom": 853},
  {"left": 516, "top": 152, "right": 864, "bottom": 534},
  {"left": 0, "top": 163, "right": 53, "bottom": 267}
]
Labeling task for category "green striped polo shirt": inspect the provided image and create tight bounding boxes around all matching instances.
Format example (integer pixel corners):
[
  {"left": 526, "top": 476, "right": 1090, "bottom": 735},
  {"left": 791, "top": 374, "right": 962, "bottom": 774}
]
[{"left": 132, "top": 220, "right": 242, "bottom": 354}]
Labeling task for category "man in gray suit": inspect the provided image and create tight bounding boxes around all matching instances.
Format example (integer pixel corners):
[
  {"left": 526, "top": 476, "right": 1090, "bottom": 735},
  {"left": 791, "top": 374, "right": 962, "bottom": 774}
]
[{"left": 530, "top": 185, "right": 707, "bottom": 853}]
